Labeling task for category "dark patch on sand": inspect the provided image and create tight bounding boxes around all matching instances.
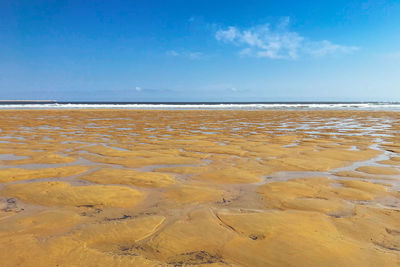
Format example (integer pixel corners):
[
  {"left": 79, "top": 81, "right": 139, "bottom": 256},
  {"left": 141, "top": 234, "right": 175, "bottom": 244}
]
[
  {"left": 105, "top": 214, "right": 132, "bottom": 221},
  {"left": 249, "top": 233, "right": 266, "bottom": 240},
  {"left": 167, "top": 251, "right": 225, "bottom": 266}
]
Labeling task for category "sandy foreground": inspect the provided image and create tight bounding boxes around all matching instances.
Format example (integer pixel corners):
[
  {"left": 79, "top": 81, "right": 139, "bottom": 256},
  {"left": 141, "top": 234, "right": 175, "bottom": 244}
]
[{"left": 0, "top": 109, "right": 399, "bottom": 266}]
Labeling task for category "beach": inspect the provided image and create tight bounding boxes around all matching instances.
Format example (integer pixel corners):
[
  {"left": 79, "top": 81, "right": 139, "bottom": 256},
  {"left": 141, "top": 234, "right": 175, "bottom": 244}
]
[{"left": 0, "top": 109, "right": 399, "bottom": 266}]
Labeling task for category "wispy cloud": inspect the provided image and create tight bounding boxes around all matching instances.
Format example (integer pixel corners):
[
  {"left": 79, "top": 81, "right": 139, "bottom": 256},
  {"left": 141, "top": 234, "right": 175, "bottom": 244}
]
[
  {"left": 188, "top": 52, "right": 203, "bottom": 60},
  {"left": 215, "top": 18, "right": 359, "bottom": 59},
  {"left": 166, "top": 50, "right": 179, "bottom": 57},
  {"left": 131, "top": 86, "right": 176, "bottom": 94},
  {"left": 196, "top": 83, "right": 248, "bottom": 94},
  {"left": 383, "top": 51, "right": 400, "bottom": 59},
  {"left": 305, "top": 40, "right": 358, "bottom": 57},
  {"left": 166, "top": 50, "right": 205, "bottom": 60}
]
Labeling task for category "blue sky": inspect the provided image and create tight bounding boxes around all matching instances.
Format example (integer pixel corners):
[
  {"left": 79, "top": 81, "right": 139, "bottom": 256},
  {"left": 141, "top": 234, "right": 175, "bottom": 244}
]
[{"left": 1, "top": 0, "right": 400, "bottom": 101}]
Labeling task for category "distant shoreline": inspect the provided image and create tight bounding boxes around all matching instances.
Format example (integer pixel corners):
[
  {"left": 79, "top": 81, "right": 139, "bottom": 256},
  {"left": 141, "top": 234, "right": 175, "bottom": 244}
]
[
  {"left": 0, "top": 100, "right": 57, "bottom": 104},
  {"left": 0, "top": 101, "right": 399, "bottom": 111}
]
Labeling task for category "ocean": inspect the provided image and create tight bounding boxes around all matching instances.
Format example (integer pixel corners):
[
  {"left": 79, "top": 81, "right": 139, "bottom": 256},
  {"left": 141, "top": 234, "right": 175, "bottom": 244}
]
[{"left": 0, "top": 101, "right": 400, "bottom": 110}]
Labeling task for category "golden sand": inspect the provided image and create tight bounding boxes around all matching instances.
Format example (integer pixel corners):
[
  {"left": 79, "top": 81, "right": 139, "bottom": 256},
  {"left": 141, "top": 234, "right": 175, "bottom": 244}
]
[
  {"left": 0, "top": 109, "right": 399, "bottom": 266},
  {"left": 0, "top": 166, "right": 91, "bottom": 183},
  {"left": 81, "top": 168, "right": 176, "bottom": 188}
]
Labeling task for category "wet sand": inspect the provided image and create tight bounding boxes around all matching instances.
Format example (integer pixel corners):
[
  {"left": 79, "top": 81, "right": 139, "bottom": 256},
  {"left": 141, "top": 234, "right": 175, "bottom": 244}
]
[{"left": 0, "top": 109, "right": 399, "bottom": 266}]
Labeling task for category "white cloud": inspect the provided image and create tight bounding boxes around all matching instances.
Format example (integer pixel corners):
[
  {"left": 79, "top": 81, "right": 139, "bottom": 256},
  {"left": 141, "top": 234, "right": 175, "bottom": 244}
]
[
  {"left": 384, "top": 51, "right": 400, "bottom": 59},
  {"left": 135, "top": 86, "right": 142, "bottom": 92},
  {"left": 305, "top": 40, "right": 359, "bottom": 57},
  {"left": 166, "top": 50, "right": 179, "bottom": 56},
  {"left": 215, "top": 26, "right": 238, "bottom": 42},
  {"left": 215, "top": 19, "right": 359, "bottom": 60},
  {"left": 188, "top": 52, "right": 203, "bottom": 60},
  {"left": 166, "top": 50, "right": 204, "bottom": 60}
]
